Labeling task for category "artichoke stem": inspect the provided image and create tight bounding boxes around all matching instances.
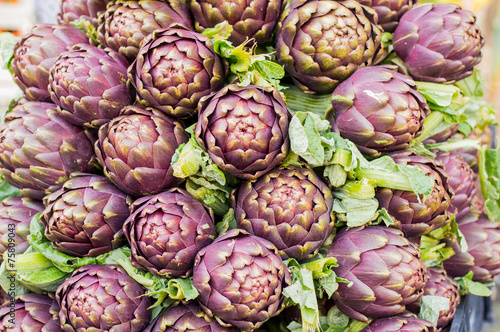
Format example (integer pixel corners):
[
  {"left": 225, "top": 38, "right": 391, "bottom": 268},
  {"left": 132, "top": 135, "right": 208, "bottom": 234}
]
[
  {"left": 425, "top": 138, "right": 482, "bottom": 152},
  {"left": 5, "top": 252, "right": 54, "bottom": 272},
  {"left": 417, "top": 110, "right": 445, "bottom": 143},
  {"left": 354, "top": 169, "right": 413, "bottom": 192}
]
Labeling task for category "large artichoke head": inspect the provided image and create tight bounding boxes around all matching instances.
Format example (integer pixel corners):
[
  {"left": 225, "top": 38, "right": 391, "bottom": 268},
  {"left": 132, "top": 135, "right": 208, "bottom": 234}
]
[
  {"left": 124, "top": 188, "right": 215, "bottom": 278},
  {"left": 129, "top": 28, "right": 226, "bottom": 119},
  {"left": 95, "top": 106, "right": 189, "bottom": 196},
  {"left": 97, "top": 0, "right": 193, "bottom": 62},
  {"left": 195, "top": 84, "right": 290, "bottom": 180},
  {"left": 11, "top": 24, "right": 88, "bottom": 102},
  {"left": 56, "top": 264, "right": 152, "bottom": 331},
  {"left": 59, "top": 0, "right": 110, "bottom": 27},
  {"left": 190, "top": 0, "right": 282, "bottom": 45},
  {"left": 0, "top": 293, "right": 62, "bottom": 331},
  {"left": 360, "top": 314, "right": 437, "bottom": 332},
  {"left": 358, "top": 0, "right": 416, "bottom": 32},
  {"left": 276, "top": 0, "right": 384, "bottom": 93},
  {"left": 48, "top": 43, "right": 132, "bottom": 128},
  {"left": 40, "top": 173, "right": 132, "bottom": 257},
  {"left": 0, "top": 196, "right": 44, "bottom": 261},
  {"left": 192, "top": 229, "right": 291, "bottom": 331},
  {"left": 329, "top": 66, "right": 429, "bottom": 158},
  {"left": 144, "top": 302, "right": 238, "bottom": 332},
  {"left": 376, "top": 150, "right": 453, "bottom": 239},
  {"left": 327, "top": 226, "right": 427, "bottom": 323},
  {"left": 0, "top": 101, "right": 96, "bottom": 200},
  {"left": 234, "top": 166, "right": 335, "bottom": 261},
  {"left": 393, "top": 3, "right": 484, "bottom": 83}
]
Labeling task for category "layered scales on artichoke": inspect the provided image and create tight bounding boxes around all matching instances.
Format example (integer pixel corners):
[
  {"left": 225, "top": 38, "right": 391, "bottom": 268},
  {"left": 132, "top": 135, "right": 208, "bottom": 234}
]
[{"left": 0, "top": 0, "right": 497, "bottom": 331}]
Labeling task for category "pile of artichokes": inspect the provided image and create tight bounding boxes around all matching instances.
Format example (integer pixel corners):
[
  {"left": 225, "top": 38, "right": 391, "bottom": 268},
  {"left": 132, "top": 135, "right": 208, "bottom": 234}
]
[{"left": 0, "top": 0, "right": 497, "bottom": 331}]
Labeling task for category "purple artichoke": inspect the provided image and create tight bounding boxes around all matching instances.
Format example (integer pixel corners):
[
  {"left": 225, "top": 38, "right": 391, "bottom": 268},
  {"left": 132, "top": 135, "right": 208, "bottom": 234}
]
[
  {"left": 11, "top": 24, "right": 89, "bottom": 102},
  {"left": 393, "top": 3, "right": 484, "bottom": 83},
  {"left": 376, "top": 150, "right": 453, "bottom": 239},
  {"left": 276, "top": 0, "right": 384, "bottom": 93},
  {"left": 195, "top": 84, "right": 290, "bottom": 180},
  {"left": 124, "top": 188, "right": 215, "bottom": 278},
  {"left": 97, "top": 0, "right": 193, "bottom": 62},
  {"left": 193, "top": 229, "right": 291, "bottom": 330},
  {"left": 358, "top": 0, "right": 417, "bottom": 32},
  {"left": 95, "top": 106, "right": 189, "bottom": 196},
  {"left": 48, "top": 43, "right": 132, "bottom": 128},
  {"left": 190, "top": 0, "right": 282, "bottom": 46},
  {"left": 59, "top": 0, "right": 110, "bottom": 27},
  {"left": 144, "top": 302, "right": 238, "bottom": 332},
  {"left": 40, "top": 173, "right": 132, "bottom": 257},
  {"left": 329, "top": 65, "right": 429, "bottom": 157},
  {"left": 327, "top": 226, "right": 427, "bottom": 323},
  {"left": 56, "top": 264, "right": 152, "bottom": 331},
  {"left": 0, "top": 293, "right": 62, "bottom": 331},
  {"left": 361, "top": 314, "right": 437, "bottom": 332},
  {"left": 129, "top": 28, "right": 226, "bottom": 119},
  {"left": 0, "top": 196, "right": 44, "bottom": 261},
  {"left": 233, "top": 166, "right": 334, "bottom": 261},
  {"left": 0, "top": 101, "right": 96, "bottom": 200}
]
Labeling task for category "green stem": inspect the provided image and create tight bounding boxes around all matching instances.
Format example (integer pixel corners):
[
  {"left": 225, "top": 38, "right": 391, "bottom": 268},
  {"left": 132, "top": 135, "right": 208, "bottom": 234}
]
[
  {"left": 8, "top": 252, "right": 54, "bottom": 273},
  {"left": 354, "top": 169, "right": 414, "bottom": 192},
  {"left": 425, "top": 138, "right": 482, "bottom": 152},
  {"left": 417, "top": 110, "right": 445, "bottom": 143},
  {"left": 337, "top": 180, "right": 376, "bottom": 200}
]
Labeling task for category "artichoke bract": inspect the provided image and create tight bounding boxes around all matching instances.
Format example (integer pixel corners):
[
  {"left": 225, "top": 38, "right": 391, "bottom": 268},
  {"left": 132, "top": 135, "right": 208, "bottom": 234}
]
[
  {"left": 190, "top": 0, "right": 282, "bottom": 45},
  {"left": 0, "top": 101, "right": 96, "bottom": 200},
  {"left": 435, "top": 151, "right": 476, "bottom": 216},
  {"left": 444, "top": 213, "right": 500, "bottom": 282},
  {"left": 327, "top": 226, "right": 427, "bottom": 323},
  {"left": 56, "top": 264, "right": 152, "bottom": 332},
  {"left": 0, "top": 293, "right": 62, "bottom": 331},
  {"left": 276, "top": 0, "right": 384, "bottom": 93},
  {"left": 376, "top": 150, "right": 452, "bottom": 240},
  {"left": 144, "top": 302, "right": 238, "bottom": 332},
  {"left": 0, "top": 196, "right": 44, "bottom": 262},
  {"left": 195, "top": 84, "right": 290, "bottom": 180},
  {"left": 59, "top": 0, "right": 110, "bottom": 27},
  {"left": 129, "top": 28, "right": 226, "bottom": 119},
  {"left": 95, "top": 106, "right": 189, "bottom": 196},
  {"left": 192, "top": 229, "right": 290, "bottom": 331},
  {"left": 40, "top": 174, "right": 132, "bottom": 258},
  {"left": 124, "top": 188, "right": 215, "bottom": 278},
  {"left": 11, "top": 24, "right": 89, "bottom": 102},
  {"left": 358, "top": 0, "right": 416, "bottom": 32},
  {"left": 360, "top": 314, "right": 437, "bottom": 332},
  {"left": 48, "top": 43, "right": 132, "bottom": 128},
  {"left": 393, "top": 3, "right": 484, "bottom": 83},
  {"left": 97, "top": 0, "right": 193, "bottom": 62},
  {"left": 329, "top": 66, "right": 428, "bottom": 157},
  {"left": 234, "top": 166, "right": 334, "bottom": 261}
]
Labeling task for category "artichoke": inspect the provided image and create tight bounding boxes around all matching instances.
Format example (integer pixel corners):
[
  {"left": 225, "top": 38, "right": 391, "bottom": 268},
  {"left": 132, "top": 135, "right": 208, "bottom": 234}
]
[
  {"left": 59, "top": 0, "right": 110, "bottom": 27},
  {"left": 0, "top": 196, "right": 44, "bottom": 262},
  {"left": 327, "top": 226, "right": 427, "bottom": 323},
  {"left": 124, "top": 188, "right": 215, "bottom": 278},
  {"left": 195, "top": 84, "right": 290, "bottom": 180},
  {"left": 358, "top": 0, "right": 416, "bottom": 32},
  {"left": 40, "top": 173, "right": 132, "bottom": 257},
  {"left": 276, "top": 0, "right": 384, "bottom": 93},
  {"left": 393, "top": 3, "right": 484, "bottom": 83},
  {"left": 144, "top": 302, "right": 238, "bottom": 332},
  {"left": 129, "top": 28, "right": 226, "bottom": 119},
  {"left": 190, "top": 0, "right": 282, "bottom": 45},
  {"left": 329, "top": 66, "right": 429, "bottom": 158},
  {"left": 375, "top": 150, "right": 452, "bottom": 240},
  {"left": 11, "top": 24, "right": 88, "bottom": 102},
  {"left": 0, "top": 101, "right": 96, "bottom": 200},
  {"left": 193, "top": 229, "right": 290, "bottom": 330},
  {"left": 0, "top": 293, "right": 62, "bottom": 331},
  {"left": 234, "top": 166, "right": 334, "bottom": 261},
  {"left": 435, "top": 151, "right": 476, "bottom": 216},
  {"left": 48, "top": 43, "right": 132, "bottom": 128},
  {"left": 443, "top": 213, "right": 500, "bottom": 282},
  {"left": 95, "top": 106, "right": 189, "bottom": 196},
  {"left": 407, "top": 267, "right": 460, "bottom": 330},
  {"left": 360, "top": 314, "right": 437, "bottom": 332},
  {"left": 56, "top": 264, "right": 152, "bottom": 331},
  {"left": 97, "top": 0, "right": 193, "bottom": 62}
]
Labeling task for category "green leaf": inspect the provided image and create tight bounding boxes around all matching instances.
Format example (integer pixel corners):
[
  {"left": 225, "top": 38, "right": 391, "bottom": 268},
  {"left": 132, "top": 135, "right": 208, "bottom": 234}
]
[
  {"left": 418, "top": 295, "right": 450, "bottom": 326},
  {"left": 215, "top": 208, "right": 237, "bottom": 236},
  {"left": 455, "top": 271, "right": 493, "bottom": 297},
  {"left": 0, "top": 32, "right": 18, "bottom": 73},
  {"left": 342, "top": 198, "right": 379, "bottom": 228},
  {"left": 0, "top": 176, "right": 21, "bottom": 201},
  {"left": 0, "top": 261, "right": 28, "bottom": 298},
  {"left": 283, "top": 84, "right": 332, "bottom": 117},
  {"left": 202, "top": 21, "right": 233, "bottom": 41},
  {"left": 478, "top": 145, "right": 500, "bottom": 222},
  {"left": 376, "top": 208, "right": 395, "bottom": 227}
]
